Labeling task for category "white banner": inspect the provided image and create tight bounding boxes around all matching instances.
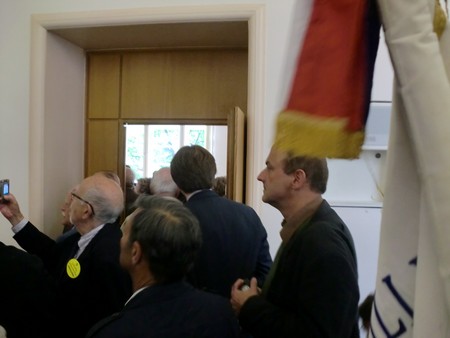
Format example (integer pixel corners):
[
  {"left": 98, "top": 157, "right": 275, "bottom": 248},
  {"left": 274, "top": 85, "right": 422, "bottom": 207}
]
[{"left": 371, "top": 0, "right": 450, "bottom": 336}]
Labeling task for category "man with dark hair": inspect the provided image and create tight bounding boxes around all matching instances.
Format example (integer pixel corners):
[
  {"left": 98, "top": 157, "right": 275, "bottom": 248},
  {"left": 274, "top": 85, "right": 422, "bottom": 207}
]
[
  {"left": 0, "top": 175, "right": 131, "bottom": 338},
  {"left": 170, "top": 145, "right": 272, "bottom": 298},
  {"left": 87, "top": 195, "right": 242, "bottom": 338},
  {"left": 231, "top": 145, "right": 360, "bottom": 338}
]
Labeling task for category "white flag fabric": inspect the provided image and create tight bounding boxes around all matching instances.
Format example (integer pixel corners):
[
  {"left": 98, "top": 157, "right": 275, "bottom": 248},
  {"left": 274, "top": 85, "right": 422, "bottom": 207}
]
[{"left": 371, "top": 0, "right": 450, "bottom": 336}]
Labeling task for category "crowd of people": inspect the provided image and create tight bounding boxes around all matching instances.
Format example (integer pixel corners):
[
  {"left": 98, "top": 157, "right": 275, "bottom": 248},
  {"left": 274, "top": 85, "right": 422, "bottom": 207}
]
[{"left": 0, "top": 145, "right": 362, "bottom": 338}]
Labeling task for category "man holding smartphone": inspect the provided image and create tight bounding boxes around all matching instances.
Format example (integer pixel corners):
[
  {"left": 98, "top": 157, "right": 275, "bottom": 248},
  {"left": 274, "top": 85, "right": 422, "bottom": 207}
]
[{"left": 0, "top": 175, "right": 131, "bottom": 338}]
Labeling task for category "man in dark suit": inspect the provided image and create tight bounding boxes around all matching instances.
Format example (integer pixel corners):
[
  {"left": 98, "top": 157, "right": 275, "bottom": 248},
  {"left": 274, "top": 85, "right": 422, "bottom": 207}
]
[
  {"left": 170, "top": 145, "right": 272, "bottom": 298},
  {"left": 0, "top": 175, "right": 131, "bottom": 338},
  {"left": 230, "top": 146, "right": 360, "bottom": 337},
  {"left": 86, "top": 195, "right": 242, "bottom": 338},
  {"left": 0, "top": 241, "right": 57, "bottom": 338}
]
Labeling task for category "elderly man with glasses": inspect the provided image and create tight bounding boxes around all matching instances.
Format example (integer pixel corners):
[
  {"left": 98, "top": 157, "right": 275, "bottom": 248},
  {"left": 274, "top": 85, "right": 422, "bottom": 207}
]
[{"left": 0, "top": 175, "right": 131, "bottom": 338}]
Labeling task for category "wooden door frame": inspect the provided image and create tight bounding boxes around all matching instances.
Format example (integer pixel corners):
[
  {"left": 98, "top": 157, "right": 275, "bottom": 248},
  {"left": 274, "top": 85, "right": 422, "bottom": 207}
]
[{"left": 29, "top": 4, "right": 266, "bottom": 227}]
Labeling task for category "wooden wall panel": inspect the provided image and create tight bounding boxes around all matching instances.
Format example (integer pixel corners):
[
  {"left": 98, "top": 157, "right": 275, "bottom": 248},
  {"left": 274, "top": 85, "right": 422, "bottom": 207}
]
[
  {"left": 86, "top": 120, "right": 119, "bottom": 175},
  {"left": 120, "top": 50, "right": 247, "bottom": 120},
  {"left": 86, "top": 49, "right": 248, "bottom": 191},
  {"left": 168, "top": 51, "right": 211, "bottom": 118},
  {"left": 212, "top": 52, "right": 248, "bottom": 114},
  {"left": 170, "top": 50, "right": 247, "bottom": 119},
  {"left": 121, "top": 52, "right": 169, "bottom": 118},
  {"left": 87, "top": 54, "right": 121, "bottom": 119}
]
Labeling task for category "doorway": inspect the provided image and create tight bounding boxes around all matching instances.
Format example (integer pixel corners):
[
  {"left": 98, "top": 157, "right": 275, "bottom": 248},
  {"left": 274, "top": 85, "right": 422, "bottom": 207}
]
[{"left": 29, "top": 5, "right": 265, "bottom": 236}]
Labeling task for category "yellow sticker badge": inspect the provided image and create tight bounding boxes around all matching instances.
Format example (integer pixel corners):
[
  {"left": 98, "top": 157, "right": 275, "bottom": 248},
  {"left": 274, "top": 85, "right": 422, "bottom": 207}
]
[{"left": 66, "top": 258, "right": 81, "bottom": 279}]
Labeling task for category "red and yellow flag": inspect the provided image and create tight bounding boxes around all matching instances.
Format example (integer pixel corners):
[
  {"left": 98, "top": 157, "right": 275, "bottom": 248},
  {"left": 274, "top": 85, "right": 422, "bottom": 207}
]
[{"left": 275, "top": 0, "right": 380, "bottom": 158}]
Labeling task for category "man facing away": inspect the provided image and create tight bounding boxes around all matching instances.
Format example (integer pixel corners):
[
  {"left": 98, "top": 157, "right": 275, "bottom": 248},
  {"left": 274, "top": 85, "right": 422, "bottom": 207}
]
[
  {"left": 231, "top": 146, "right": 360, "bottom": 338},
  {"left": 170, "top": 145, "right": 272, "bottom": 298},
  {"left": 150, "top": 167, "right": 180, "bottom": 199},
  {"left": 0, "top": 175, "right": 131, "bottom": 338},
  {"left": 86, "top": 195, "right": 242, "bottom": 338}
]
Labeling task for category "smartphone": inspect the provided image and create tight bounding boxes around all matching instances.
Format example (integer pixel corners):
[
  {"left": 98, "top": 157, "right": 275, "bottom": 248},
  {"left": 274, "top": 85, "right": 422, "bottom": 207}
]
[{"left": 0, "top": 179, "right": 10, "bottom": 199}]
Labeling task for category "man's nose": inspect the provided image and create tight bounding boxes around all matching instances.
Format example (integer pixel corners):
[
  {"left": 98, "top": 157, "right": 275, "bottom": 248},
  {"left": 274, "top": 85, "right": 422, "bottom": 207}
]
[{"left": 257, "top": 170, "right": 265, "bottom": 182}]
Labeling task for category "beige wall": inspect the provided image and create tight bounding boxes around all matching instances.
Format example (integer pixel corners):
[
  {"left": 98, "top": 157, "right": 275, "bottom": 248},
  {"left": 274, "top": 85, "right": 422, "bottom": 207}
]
[
  {"left": 0, "top": 0, "right": 393, "bottom": 289},
  {"left": 0, "top": 0, "right": 299, "bottom": 248},
  {"left": 0, "top": 1, "right": 395, "bottom": 308}
]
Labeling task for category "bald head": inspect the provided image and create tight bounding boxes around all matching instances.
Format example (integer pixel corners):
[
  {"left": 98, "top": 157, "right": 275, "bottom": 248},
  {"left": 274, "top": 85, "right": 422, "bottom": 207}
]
[
  {"left": 78, "top": 175, "right": 124, "bottom": 224},
  {"left": 150, "top": 167, "right": 179, "bottom": 198},
  {"left": 93, "top": 170, "right": 121, "bottom": 186}
]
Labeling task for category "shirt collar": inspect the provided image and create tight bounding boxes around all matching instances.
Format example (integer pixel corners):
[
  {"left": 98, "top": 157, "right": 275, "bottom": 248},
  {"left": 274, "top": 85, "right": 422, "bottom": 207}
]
[
  {"left": 125, "top": 286, "right": 150, "bottom": 306},
  {"left": 185, "top": 189, "right": 211, "bottom": 201},
  {"left": 75, "top": 223, "right": 105, "bottom": 258},
  {"left": 280, "top": 197, "right": 323, "bottom": 243}
]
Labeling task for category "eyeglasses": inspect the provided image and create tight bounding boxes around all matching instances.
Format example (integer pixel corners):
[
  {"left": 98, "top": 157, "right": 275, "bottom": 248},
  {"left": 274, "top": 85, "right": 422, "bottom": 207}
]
[{"left": 71, "top": 192, "right": 95, "bottom": 216}]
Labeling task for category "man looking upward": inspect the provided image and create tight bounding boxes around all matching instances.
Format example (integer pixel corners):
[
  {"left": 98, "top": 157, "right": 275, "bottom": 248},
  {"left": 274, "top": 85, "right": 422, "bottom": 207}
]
[
  {"left": 0, "top": 175, "right": 131, "bottom": 338},
  {"left": 231, "top": 146, "right": 360, "bottom": 338}
]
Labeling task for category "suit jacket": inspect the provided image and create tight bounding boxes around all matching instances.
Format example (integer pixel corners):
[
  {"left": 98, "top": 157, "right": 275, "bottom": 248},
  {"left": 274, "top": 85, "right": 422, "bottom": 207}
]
[
  {"left": 185, "top": 190, "right": 272, "bottom": 298},
  {"left": 239, "top": 200, "right": 360, "bottom": 338},
  {"left": 0, "top": 242, "right": 57, "bottom": 338},
  {"left": 86, "top": 281, "right": 243, "bottom": 338},
  {"left": 14, "top": 222, "right": 131, "bottom": 338}
]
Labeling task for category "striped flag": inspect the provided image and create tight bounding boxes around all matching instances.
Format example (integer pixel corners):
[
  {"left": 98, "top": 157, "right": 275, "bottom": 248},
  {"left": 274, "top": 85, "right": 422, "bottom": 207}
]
[
  {"left": 274, "top": 0, "right": 381, "bottom": 159},
  {"left": 370, "top": 0, "right": 450, "bottom": 336}
]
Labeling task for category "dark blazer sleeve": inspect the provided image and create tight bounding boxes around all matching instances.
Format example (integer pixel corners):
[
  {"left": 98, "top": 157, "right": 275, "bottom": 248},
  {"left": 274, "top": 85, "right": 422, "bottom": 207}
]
[
  {"left": 13, "top": 222, "right": 70, "bottom": 274},
  {"left": 251, "top": 214, "right": 272, "bottom": 286},
  {"left": 239, "top": 220, "right": 359, "bottom": 338}
]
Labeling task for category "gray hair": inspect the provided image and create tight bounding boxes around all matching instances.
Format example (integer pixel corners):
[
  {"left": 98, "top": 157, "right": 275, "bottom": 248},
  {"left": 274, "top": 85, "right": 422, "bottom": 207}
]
[
  {"left": 150, "top": 167, "right": 179, "bottom": 197},
  {"left": 85, "top": 187, "right": 123, "bottom": 224},
  {"left": 130, "top": 195, "right": 202, "bottom": 283}
]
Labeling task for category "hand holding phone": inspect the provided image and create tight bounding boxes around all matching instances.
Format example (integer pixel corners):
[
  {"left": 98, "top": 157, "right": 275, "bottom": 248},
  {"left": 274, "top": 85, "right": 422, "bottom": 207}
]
[{"left": 0, "top": 179, "right": 10, "bottom": 200}]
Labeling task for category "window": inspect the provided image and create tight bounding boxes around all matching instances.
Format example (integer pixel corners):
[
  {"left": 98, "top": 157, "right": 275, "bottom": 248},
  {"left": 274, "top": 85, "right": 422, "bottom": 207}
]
[{"left": 125, "top": 124, "right": 226, "bottom": 179}]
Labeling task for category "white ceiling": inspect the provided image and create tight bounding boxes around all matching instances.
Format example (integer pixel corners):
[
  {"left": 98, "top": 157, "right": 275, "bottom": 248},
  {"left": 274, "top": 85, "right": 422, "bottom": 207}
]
[{"left": 50, "top": 21, "right": 248, "bottom": 51}]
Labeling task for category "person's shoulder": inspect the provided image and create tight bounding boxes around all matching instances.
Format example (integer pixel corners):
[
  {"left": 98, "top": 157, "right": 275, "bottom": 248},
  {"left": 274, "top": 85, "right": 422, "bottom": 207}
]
[
  {"left": 98, "top": 223, "right": 122, "bottom": 238},
  {"left": 89, "top": 224, "right": 122, "bottom": 256},
  {"left": 302, "top": 216, "right": 350, "bottom": 244},
  {"left": 190, "top": 288, "right": 233, "bottom": 311},
  {"left": 0, "top": 242, "right": 37, "bottom": 265}
]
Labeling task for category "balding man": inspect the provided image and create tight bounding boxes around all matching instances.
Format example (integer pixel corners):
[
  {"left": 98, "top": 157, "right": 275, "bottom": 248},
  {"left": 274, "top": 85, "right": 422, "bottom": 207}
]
[
  {"left": 150, "top": 167, "right": 180, "bottom": 199},
  {"left": 0, "top": 175, "right": 131, "bottom": 338}
]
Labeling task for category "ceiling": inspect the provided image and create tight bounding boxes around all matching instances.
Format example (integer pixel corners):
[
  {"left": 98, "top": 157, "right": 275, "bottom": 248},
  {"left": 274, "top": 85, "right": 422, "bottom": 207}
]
[{"left": 50, "top": 21, "right": 248, "bottom": 51}]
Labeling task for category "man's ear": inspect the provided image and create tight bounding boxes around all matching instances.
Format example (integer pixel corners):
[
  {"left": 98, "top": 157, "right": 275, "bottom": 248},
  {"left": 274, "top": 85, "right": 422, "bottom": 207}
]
[
  {"left": 131, "top": 241, "right": 143, "bottom": 265},
  {"left": 292, "top": 169, "right": 307, "bottom": 189},
  {"left": 81, "top": 204, "right": 92, "bottom": 220}
]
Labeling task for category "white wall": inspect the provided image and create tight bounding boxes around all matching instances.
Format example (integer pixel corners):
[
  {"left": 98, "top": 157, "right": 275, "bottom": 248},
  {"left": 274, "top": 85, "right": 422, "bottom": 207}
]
[
  {"left": 42, "top": 33, "right": 86, "bottom": 239},
  {"left": 0, "top": 0, "right": 297, "bottom": 241},
  {"left": 0, "top": 0, "right": 393, "bottom": 313}
]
